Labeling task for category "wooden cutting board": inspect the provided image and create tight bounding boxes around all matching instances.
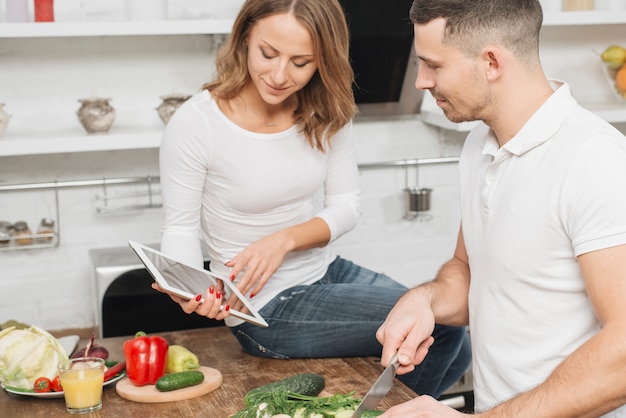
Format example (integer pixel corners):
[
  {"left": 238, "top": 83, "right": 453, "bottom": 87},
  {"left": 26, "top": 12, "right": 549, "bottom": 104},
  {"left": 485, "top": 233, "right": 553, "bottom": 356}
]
[{"left": 115, "top": 366, "right": 222, "bottom": 403}]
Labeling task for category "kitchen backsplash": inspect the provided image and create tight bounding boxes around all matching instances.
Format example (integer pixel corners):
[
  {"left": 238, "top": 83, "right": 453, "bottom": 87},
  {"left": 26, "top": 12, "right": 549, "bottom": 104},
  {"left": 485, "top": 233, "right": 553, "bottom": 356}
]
[
  {"left": 3, "top": 0, "right": 625, "bottom": 335},
  {"left": 0, "top": 117, "right": 466, "bottom": 332}
]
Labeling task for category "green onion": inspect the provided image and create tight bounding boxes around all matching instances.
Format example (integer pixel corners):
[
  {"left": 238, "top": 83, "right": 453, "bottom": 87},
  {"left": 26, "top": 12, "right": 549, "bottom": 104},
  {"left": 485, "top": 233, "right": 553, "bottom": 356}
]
[{"left": 231, "top": 388, "right": 362, "bottom": 418}]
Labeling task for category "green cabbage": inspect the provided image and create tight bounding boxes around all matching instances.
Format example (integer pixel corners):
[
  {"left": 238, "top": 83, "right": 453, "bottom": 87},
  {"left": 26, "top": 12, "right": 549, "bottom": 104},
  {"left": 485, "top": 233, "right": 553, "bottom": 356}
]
[{"left": 0, "top": 325, "right": 69, "bottom": 389}]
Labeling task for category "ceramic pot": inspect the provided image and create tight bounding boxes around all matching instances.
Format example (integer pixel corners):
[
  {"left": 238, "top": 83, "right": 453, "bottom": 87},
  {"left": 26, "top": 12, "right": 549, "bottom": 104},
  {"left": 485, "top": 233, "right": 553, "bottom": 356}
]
[
  {"left": 77, "top": 97, "right": 116, "bottom": 134},
  {"left": 34, "top": 0, "right": 55, "bottom": 22},
  {"left": 6, "top": 0, "right": 30, "bottom": 22},
  {"left": 562, "top": 0, "right": 594, "bottom": 10},
  {"left": 0, "top": 103, "right": 11, "bottom": 138},
  {"left": 157, "top": 93, "right": 191, "bottom": 124}
]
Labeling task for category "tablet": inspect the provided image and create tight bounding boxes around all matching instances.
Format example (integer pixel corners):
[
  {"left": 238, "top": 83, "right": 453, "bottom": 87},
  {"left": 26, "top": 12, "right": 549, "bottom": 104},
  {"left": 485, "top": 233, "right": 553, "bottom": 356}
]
[{"left": 128, "top": 240, "right": 268, "bottom": 328}]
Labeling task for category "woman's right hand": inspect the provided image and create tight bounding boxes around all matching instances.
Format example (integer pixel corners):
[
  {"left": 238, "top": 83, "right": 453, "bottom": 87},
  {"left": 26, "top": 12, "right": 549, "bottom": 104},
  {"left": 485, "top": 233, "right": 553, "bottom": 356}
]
[
  {"left": 151, "top": 282, "right": 231, "bottom": 321},
  {"left": 225, "top": 231, "right": 290, "bottom": 300}
]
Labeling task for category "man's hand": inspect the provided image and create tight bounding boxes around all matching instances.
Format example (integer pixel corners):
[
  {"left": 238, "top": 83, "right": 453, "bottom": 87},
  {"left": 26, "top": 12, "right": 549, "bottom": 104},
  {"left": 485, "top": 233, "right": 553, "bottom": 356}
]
[{"left": 376, "top": 287, "right": 436, "bottom": 373}]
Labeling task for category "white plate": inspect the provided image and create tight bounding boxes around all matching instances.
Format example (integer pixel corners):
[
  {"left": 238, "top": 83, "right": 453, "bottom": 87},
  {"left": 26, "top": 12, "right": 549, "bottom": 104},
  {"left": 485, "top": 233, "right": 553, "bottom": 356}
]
[
  {"left": 1, "top": 363, "right": 125, "bottom": 399},
  {"left": 57, "top": 335, "right": 80, "bottom": 356}
]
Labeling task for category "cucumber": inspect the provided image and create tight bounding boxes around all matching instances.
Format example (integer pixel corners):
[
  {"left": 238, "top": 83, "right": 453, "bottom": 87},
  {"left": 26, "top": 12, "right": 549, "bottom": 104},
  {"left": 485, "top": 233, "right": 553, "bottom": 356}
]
[
  {"left": 244, "top": 373, "right": 325, "bottom": 404},
  {"left": 155, "top": 370, "right": 204, "bottom": 392}
]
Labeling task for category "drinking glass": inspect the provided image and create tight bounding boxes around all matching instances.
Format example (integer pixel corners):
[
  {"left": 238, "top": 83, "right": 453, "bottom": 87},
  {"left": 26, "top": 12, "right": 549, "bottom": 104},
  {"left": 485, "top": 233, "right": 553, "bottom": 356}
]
[{"left": 58, "top": 357, "right": 105, "bottom": 414}]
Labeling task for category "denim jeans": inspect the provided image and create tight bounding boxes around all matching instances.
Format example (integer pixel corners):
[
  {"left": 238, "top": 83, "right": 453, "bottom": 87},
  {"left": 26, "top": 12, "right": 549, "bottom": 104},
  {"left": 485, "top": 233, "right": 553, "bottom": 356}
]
[{"left": 230, "top": 256, "right": 471, "bottom": 398}]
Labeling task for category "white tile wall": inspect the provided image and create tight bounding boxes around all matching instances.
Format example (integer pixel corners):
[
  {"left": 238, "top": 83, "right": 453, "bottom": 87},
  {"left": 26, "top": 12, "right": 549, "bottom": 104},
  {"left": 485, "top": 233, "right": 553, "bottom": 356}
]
[
  {"left": 0, "top": 117, "right": 464, "bottom": 332},
  {"left": 2, "top": 0, "right": 625, "bottom": 334}
]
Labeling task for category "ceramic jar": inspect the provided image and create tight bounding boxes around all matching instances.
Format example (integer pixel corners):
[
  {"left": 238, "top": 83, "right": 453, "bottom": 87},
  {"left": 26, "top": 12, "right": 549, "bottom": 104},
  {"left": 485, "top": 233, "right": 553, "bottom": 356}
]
[
  {"left": 562, "top": 0, "right": 594, "bottom": 10},
  {"left": 0, "top": 103, "right": 10, "bottom": 138},
  {"left": 12, "top": 221, "right": 33, "bottom": 246},
  {"left": 36, "top": 217, "right": 55, "bottom": 243},
  {"left": 5, "top": 0, "right": 29, "bottom": 22},
  {"left": 77, "top": 97, "right": 116, "bottom": 134},
  {"left": 157, "top": 93, "right": 191, "bottom": 124},
  {"left": 34, "top": 0, "right": 55, "bottom": 22},
  {"left": 0, "top": 221, "right": 12, "bottom": 246}
]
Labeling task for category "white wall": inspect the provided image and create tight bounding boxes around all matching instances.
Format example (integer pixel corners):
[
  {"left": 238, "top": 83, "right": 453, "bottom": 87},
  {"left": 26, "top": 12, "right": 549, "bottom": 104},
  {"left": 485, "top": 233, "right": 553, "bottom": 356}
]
[
  {"left": 0, "top": 116, "right": 465, "bottom": 332},
  {"left": 1, "top": 1, "right": 626, "bottom": 333}
]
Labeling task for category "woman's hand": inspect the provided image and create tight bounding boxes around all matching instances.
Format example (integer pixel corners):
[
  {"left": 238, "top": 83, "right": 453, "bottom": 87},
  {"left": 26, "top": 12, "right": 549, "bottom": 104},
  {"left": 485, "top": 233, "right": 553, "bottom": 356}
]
[
  {"left": 151, "top": 282, "right": 231, "bottom": 321},
  {"left": 225, "top": 218, "right": 331, "bottom": 310},
  {"left": 225, "top": 231, "right": 289, "bottom": 301}
]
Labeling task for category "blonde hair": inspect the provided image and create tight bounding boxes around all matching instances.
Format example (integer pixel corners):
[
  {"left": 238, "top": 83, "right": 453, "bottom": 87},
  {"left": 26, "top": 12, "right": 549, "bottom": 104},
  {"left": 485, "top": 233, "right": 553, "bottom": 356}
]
[{"left": 203, "top": 0, "right": 357, "bottom": 152}]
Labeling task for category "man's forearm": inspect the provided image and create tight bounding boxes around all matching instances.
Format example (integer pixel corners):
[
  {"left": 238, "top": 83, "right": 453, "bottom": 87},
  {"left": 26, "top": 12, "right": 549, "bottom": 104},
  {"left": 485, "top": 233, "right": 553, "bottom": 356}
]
[{"left": 423, "top": 255, "right": 470, "bottom": 326}]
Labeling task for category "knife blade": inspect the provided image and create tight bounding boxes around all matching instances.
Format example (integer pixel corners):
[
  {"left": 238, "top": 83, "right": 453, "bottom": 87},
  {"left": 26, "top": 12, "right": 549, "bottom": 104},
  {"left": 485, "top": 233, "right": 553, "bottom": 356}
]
[{"left": 350, "top": 352, "right": 400, "bottom": 418}]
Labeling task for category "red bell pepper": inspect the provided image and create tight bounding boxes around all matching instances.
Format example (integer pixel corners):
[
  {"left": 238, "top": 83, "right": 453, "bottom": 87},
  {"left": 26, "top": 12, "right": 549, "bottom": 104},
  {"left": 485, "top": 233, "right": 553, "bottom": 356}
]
[{"left": 122, "top": 331, "right": 169, "bottom": 386}]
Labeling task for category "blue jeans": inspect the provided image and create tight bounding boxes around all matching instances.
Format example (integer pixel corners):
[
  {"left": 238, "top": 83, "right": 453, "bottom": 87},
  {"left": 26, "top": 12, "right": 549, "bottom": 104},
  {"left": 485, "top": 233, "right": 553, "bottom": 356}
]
[{"left": 230, "top": 256, "right": 471, "bottom": 398}]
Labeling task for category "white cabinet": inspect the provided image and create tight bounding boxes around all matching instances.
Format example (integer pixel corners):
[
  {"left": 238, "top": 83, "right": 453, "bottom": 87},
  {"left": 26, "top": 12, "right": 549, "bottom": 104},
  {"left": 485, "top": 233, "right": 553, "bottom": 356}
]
[
  {"left": 0, "top": 19, "right": 234, "bottom": 38},
  {"left": 420, "top": 10, "right": 626, "bottom": 131},
  {"left": 0, "top": 19, "right": 232, "bottom": 156},
  {"left": 2, "top": 11, "right": 626, "bottom": 153}
]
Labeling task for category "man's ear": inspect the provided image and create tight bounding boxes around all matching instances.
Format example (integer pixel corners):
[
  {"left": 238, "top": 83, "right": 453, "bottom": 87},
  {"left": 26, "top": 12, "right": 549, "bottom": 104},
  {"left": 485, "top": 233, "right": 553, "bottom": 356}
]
[{"left": 482, "top": 46, "right": 504, "bottom": 81}]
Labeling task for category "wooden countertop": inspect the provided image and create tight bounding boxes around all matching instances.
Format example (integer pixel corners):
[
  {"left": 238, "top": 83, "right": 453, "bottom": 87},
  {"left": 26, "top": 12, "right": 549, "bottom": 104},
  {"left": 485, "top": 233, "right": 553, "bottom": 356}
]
[{"left": 1, "top": 327, "right": 417, "bottom": 417}]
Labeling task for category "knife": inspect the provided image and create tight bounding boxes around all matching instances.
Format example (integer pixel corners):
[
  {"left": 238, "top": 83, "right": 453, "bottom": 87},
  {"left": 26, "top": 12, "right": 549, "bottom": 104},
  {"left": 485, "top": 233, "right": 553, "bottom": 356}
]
[{"left": 350, "top": 352, "right": 400, "bottom": 418}]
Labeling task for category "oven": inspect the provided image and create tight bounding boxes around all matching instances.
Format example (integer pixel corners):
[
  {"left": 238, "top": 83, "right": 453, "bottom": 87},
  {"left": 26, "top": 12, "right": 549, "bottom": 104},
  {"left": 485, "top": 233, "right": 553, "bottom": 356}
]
[{"left": 90, "top": 243, "right": 223, "bottom": 338}]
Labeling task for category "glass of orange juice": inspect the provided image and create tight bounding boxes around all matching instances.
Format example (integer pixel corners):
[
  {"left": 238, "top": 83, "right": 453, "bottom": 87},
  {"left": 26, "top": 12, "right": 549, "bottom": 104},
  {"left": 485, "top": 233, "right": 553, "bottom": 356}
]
[{"left": 58, "top": 357, "right": 105, "bottom": 414}]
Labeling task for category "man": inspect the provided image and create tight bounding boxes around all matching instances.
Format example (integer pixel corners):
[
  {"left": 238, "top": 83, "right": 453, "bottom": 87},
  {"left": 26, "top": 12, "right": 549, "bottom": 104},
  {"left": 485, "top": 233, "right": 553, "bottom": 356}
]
[{"left": 377, "top": 0, "right": 626, "bottom": 416}]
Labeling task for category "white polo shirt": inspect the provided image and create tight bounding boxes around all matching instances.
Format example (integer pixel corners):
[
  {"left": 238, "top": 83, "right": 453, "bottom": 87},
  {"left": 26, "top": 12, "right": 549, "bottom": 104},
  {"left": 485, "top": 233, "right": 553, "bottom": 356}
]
[{"left": 460, "top": 81, "right": 626, "bottom": 416}]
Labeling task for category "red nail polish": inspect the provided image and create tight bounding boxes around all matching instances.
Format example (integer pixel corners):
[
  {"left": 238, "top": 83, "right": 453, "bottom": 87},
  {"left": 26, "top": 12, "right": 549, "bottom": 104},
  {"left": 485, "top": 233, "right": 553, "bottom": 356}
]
[
  {"left": 230, "top": 274, "right": 235, "bottom": 281},
  {"left": 250, "top": 293, "right": 255, "bottom": 298},
  {"left": 225, "top": 305, "right": 230, "bottom": 312},
  {"left": 209, "top": 286, "right": 214, "bottom": 294},
  {"left": 195, "top": 294, "right": 202, "bottom": 302},
  {"left": 216, "top": 291, "right": 221, "bottom": 299}
]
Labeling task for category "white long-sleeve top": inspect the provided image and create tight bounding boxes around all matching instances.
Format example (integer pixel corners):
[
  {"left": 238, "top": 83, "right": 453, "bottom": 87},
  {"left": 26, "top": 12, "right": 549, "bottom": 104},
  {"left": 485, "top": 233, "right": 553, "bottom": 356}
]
[{"left": 159, "top": 91, "right": 361, "bottom": 324}]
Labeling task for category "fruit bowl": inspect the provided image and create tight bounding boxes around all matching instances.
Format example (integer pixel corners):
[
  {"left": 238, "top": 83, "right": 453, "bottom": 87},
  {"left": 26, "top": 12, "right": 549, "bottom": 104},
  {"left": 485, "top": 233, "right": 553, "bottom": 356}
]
[
  {"left": 601, "top": 63, "right": 626, "bottom": 104},
  {"left": 600, "top": 45, "right": 626, "bottom": 104}
]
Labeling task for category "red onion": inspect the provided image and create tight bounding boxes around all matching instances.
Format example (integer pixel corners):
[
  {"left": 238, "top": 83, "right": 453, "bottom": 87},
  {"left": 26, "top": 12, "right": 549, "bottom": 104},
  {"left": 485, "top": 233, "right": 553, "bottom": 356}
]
[{"left": 70, "top": 333, "right": 109, "bottom": 360}]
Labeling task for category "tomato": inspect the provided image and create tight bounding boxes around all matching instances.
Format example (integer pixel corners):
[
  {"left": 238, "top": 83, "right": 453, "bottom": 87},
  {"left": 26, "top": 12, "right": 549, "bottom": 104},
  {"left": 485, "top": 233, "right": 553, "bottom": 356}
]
[
  {"left": 33, "top": 377, "right": 52, "bottom": 393},
  {"left": 52, "top": 375, "right": 63, "bottom": 392}
]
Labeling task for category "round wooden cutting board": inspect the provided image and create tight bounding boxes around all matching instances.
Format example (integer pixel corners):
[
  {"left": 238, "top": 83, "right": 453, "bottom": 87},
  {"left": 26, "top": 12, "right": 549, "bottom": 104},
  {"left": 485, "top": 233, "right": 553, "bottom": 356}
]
[{"left": 115, "top": 366, "right": 222, "bottom": 403}]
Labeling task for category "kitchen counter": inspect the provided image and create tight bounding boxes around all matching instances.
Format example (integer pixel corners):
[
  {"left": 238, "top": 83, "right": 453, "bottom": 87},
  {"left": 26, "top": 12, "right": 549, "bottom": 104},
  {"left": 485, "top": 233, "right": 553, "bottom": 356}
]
[{"left": 0, "top": 327, "right": 417, "bottom": 417}]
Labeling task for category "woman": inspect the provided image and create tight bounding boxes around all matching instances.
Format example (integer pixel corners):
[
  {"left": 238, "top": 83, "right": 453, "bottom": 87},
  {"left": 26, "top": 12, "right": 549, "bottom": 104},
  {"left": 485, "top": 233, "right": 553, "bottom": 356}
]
[{"left": 158, "top": 0, "right": 470, "bottom": 398}]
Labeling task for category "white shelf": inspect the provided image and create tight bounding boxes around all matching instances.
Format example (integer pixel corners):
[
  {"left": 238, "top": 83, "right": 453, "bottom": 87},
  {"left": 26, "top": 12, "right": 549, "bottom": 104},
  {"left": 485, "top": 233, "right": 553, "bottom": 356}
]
[
  {"left": 543, "top": 10, "right": 626, "bottom": 26},
  {"left": 0, "top": 11, "right": 615, "bottom": 37},
  {"left": 2, "top": 11, "right": 626, "bottom": 155},
  {"left": 584, "top": 102, "right": 626, "bottom": 123},
  {"left": 4, "top": 103, "right": 625, "bottom": 156},
  {"left": 0, "top": 19, "right": 234, "bottom": 38},
  {"left": 0, "top": 129, "right": 163, "bottom": 156}
]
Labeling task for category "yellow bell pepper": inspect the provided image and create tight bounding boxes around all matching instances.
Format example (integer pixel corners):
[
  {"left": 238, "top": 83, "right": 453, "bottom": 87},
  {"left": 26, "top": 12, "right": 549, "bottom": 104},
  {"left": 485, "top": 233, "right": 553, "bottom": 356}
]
[{"left": 165, "top": 344, "right": 200, "bottom": 373}]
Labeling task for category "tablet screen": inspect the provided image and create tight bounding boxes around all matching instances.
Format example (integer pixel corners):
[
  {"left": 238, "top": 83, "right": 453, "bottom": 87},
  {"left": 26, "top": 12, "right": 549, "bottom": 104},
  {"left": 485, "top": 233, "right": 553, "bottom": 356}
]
[{"left": 128, "top": 240, "right": 268, "bottom": 328}]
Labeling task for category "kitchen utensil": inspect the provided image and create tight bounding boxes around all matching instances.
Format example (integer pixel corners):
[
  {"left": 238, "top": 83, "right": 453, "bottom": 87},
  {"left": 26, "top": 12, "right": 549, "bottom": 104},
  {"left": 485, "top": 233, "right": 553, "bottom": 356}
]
[
  {"left": 115, "top": 366, "right": 222, "bottom": 403},
  {"left": 351, "top": 352, "right": 400, "bottom": 418}
]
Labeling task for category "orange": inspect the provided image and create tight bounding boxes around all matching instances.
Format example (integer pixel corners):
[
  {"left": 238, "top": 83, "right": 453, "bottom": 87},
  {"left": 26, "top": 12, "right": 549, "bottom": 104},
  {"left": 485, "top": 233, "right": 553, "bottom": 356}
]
[{"left": 616, "top": 64, "right": 626, "bottom": 94}]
